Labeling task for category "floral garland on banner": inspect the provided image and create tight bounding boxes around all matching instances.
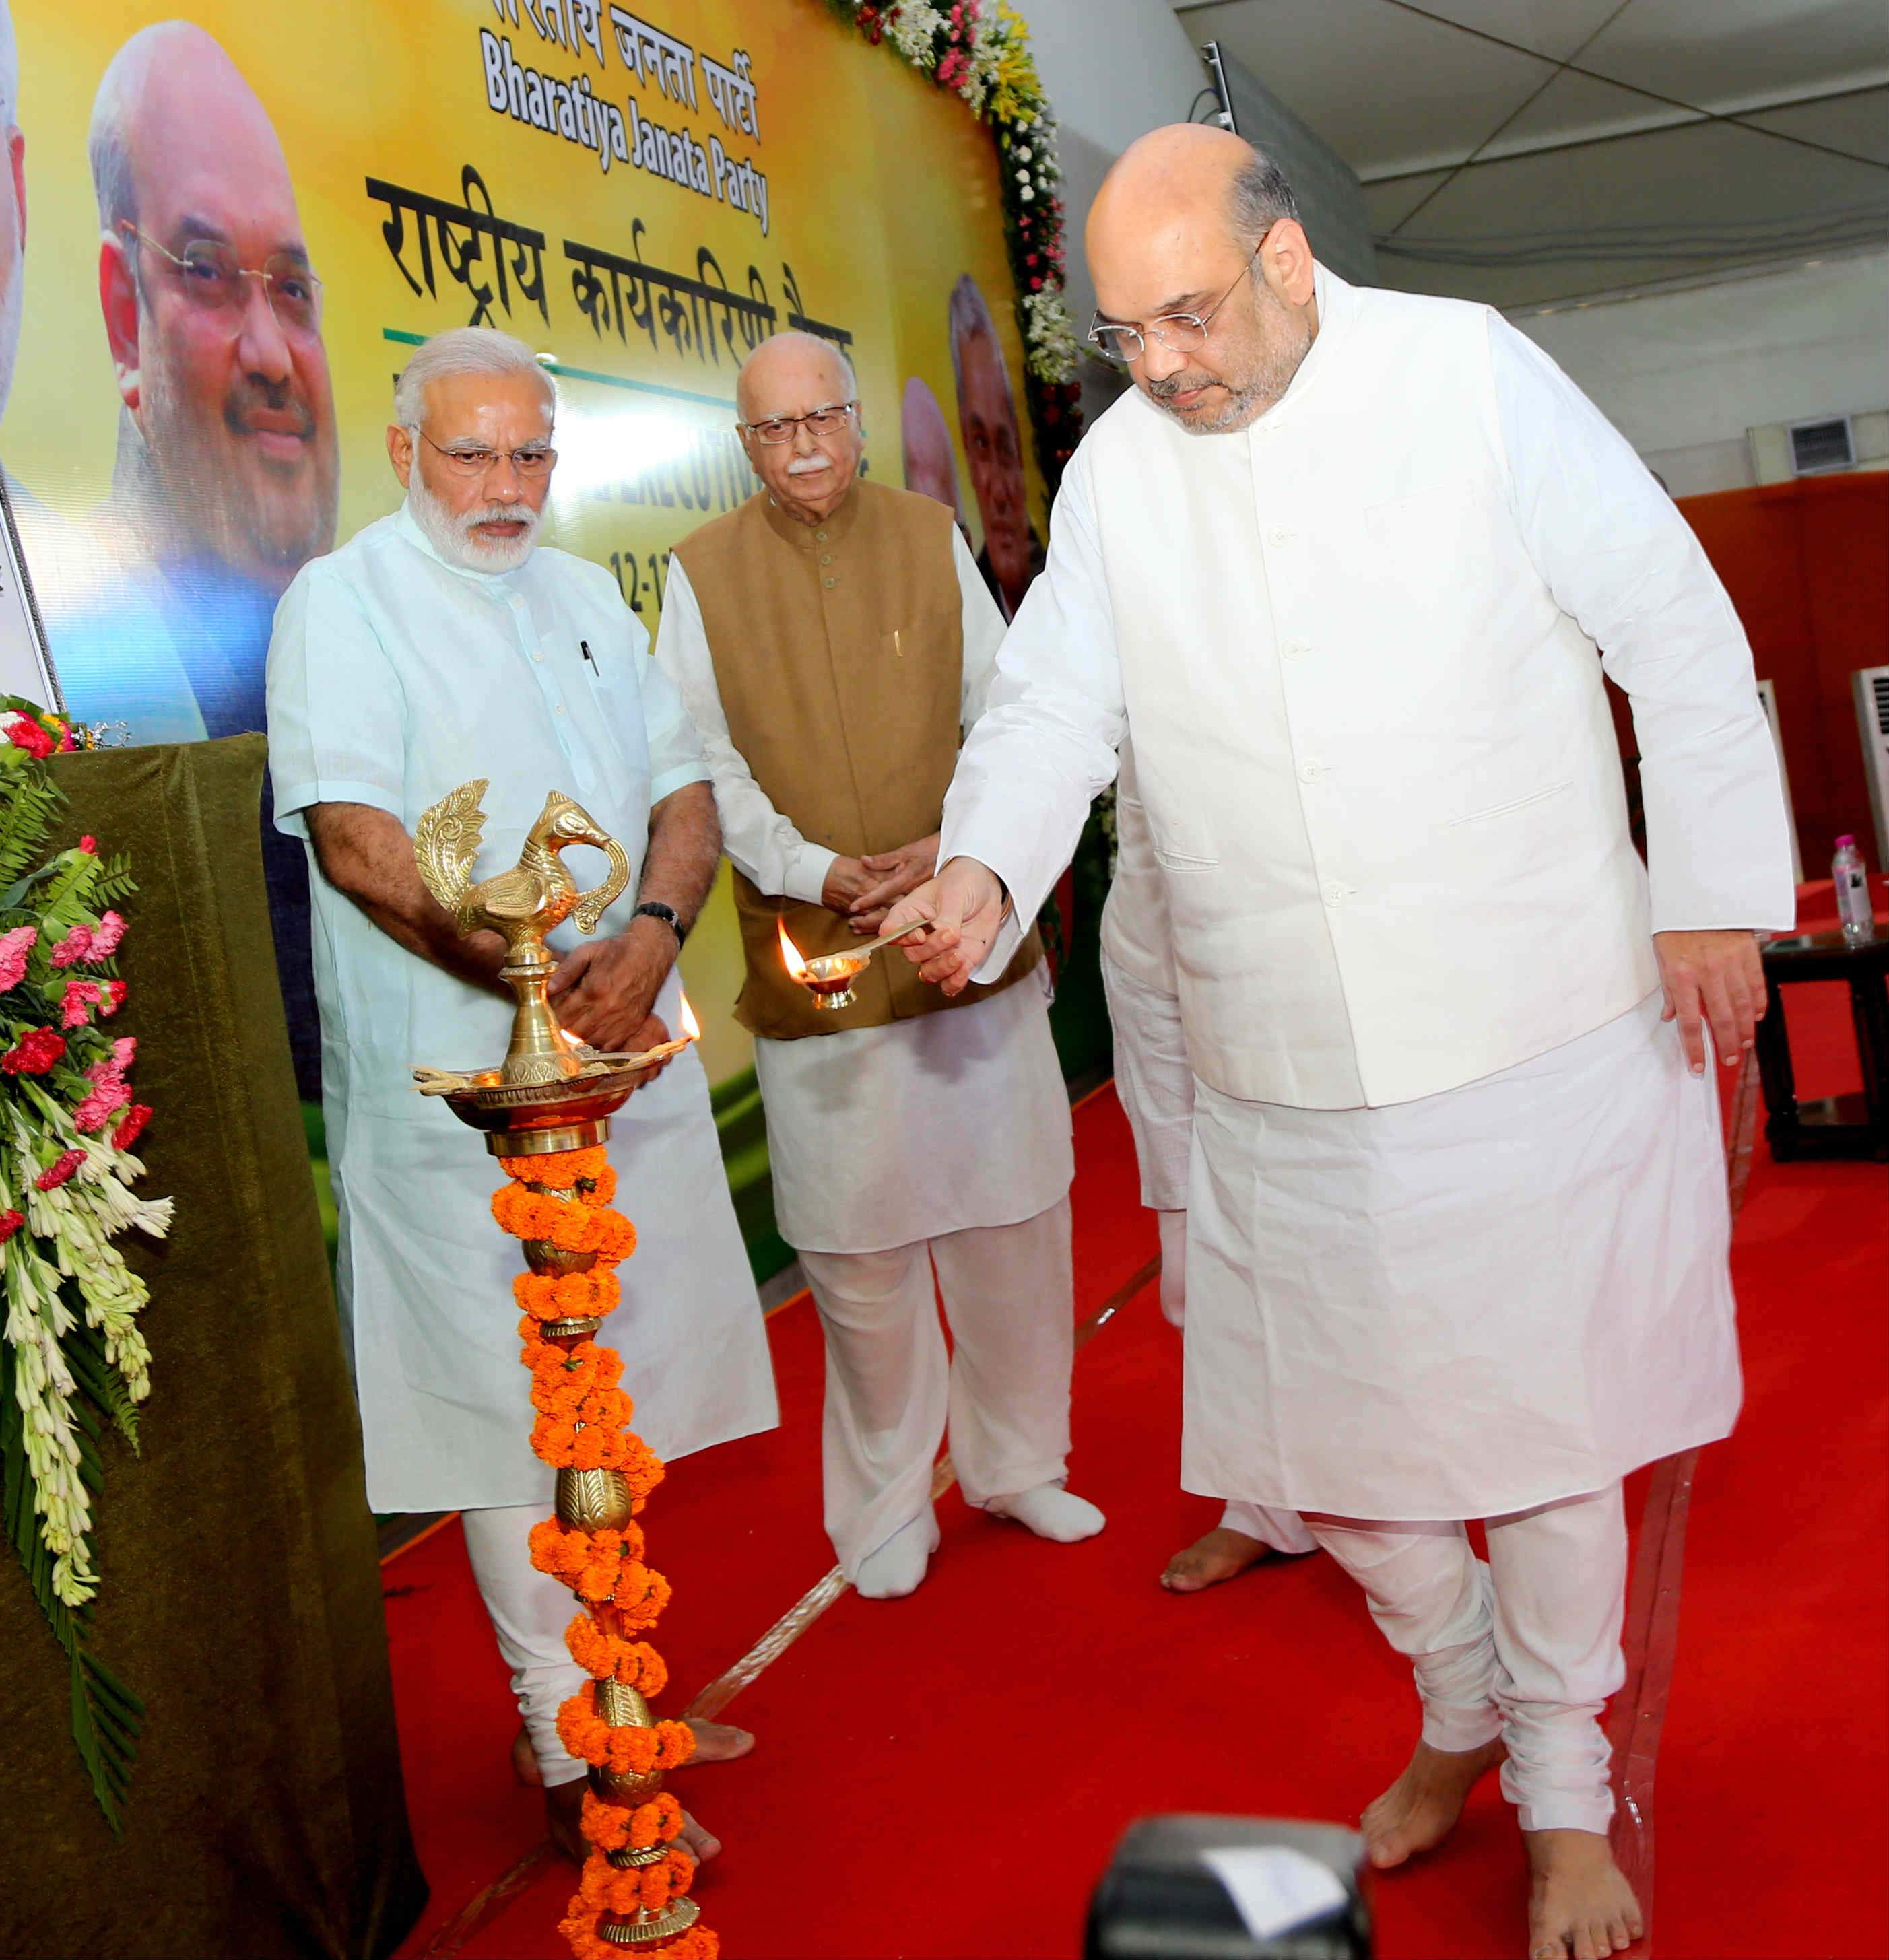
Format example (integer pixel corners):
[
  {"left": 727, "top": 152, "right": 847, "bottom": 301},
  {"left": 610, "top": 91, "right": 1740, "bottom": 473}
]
[
  {"left": 0, "top": 695, "right": 170, "bottom": 1831},
  {"left": 492, "top": 1145, "right": 714, "bottom": 1960},
  {"left": 831, "top": 0, "right": 1086, "bottom": 500}
]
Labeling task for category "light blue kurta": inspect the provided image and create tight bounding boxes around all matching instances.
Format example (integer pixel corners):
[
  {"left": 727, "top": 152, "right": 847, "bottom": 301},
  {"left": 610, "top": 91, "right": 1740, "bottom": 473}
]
[{"left": 267, "top": 504, "right": 777, "bottom": 1510}]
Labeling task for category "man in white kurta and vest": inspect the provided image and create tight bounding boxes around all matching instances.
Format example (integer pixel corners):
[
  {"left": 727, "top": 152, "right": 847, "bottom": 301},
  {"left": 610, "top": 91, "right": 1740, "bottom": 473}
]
[
  {"left": 1101, "top": 745, "right": 1318, "bottom": 1593},
  {"left": 654, "top": 331, "right": 1101, "bottom": 1602},
  {"left": 888, "top": 129, "right": 1793, "bottom": 1960},
  {"left": 266, "top": 327, "right": 776, "bottom": 1863}
]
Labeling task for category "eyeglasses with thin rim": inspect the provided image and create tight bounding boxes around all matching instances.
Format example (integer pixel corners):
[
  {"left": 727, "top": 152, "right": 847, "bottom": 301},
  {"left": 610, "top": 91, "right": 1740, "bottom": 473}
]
[
  {"left": 417, "top": 428, "right": 558, "bottom": 479},
  {"left": 739, "top": 401, "right": 858, "bottom": 444},
  {"left": 1086, "top": 231, "right": 1273, "bottom": 367},
  {"left": 119, "top": 222, "right": 324, "bottom": 335}
]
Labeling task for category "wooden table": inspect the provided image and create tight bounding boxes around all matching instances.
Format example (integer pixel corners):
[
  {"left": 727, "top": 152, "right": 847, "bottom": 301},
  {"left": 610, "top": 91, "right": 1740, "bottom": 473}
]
[{"left": 1754, "top": 926, "right": 1889, "bottom": 1161}]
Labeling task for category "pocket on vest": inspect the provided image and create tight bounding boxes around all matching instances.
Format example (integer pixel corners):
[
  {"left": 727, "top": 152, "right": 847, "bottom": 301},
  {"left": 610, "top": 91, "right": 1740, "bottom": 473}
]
[{"left": 1445, "top": 777, "right": 1573, "bottom": 827}]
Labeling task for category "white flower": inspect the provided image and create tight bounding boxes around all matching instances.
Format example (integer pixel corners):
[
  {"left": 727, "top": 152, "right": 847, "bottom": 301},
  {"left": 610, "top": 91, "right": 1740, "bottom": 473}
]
[
  {"left": 1015, "top": 145, "right": 1032, "bottom": 161},
  {"left": 1022, "top": 285, "right": 1081, "bottom": 383},
  {"left": 1020, "top": 184, "right": 1035, "bottom": 201},
  {"left": 889, "top": 3, "right": 946, "bottom": 64}
]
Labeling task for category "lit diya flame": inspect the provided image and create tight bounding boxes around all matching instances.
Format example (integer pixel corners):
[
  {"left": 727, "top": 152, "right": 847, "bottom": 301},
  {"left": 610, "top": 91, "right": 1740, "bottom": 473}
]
[{"left": 778, "top": 918, "right": 869, "bottom": 1011}]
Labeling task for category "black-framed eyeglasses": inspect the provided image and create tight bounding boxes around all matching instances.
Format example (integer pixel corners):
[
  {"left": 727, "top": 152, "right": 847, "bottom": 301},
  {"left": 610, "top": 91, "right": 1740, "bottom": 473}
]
[
  {"left": 119, "top": 222, "right": 324, "bottom": 335},
  {"left": 1086, "top": 230, "right": 1274, "bottom": 366},
  {"left": 417, "top": 428, "right": 558, "bottom": 479},
  {"left": 740, "top": 401, "right": 858, "bottom": 444}
]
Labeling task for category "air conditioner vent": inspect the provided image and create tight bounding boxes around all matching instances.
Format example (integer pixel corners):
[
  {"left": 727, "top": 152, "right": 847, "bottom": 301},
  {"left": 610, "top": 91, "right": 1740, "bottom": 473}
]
[{"left": 1789, "top": 416, "right": 1855, "bottom": 475}]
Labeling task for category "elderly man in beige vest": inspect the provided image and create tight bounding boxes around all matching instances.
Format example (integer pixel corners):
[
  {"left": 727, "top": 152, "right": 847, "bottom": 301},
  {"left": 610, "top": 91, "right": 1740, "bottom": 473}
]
[
  {"left": 888, "top": 129, "right": 1793, "bottom": 1959},
  {"left": 654, "top": 331, "right": 1102, "bottom": 1600}
]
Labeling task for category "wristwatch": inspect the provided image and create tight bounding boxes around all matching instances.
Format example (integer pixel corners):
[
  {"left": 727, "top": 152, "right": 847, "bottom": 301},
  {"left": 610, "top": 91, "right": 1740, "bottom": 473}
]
[{"left": 632, "top": 900, "right": 686, "bottom": 947}]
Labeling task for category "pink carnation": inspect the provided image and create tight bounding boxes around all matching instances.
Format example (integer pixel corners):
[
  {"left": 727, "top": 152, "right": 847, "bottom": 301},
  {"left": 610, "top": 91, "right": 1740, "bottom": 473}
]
[
  {"left": 0, "top": 925, "right": 36, "bottom": 992},
  {"left": 48, "top": 925, "right": 93, "bottom": 968},
  {"left": 111, "top": 1036, "right": 135, "bottom": 1069},
  {"left": 60, "top": 980, "right": 102, "bottom": 1029},
  {"left": 74, "top": 1084, "right": 129, "bottom": 1132},
  {"left": 90, "top": 912, "right": 127, "bottom": 958},
  {"left": 98, "top": 980, "right": 127, "bottom": 1018}
]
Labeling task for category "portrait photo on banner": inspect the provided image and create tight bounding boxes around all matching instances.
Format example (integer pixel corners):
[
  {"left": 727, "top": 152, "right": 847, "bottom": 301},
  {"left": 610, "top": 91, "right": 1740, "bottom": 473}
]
[{"left": 0, "top": 0, "right": 1045, "bottom": 1109}]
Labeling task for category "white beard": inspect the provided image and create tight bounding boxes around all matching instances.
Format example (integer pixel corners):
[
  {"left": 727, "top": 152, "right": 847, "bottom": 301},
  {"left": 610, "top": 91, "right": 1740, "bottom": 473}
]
[{"left": 407, "top": 467, "right": 541, "bottom": 574}]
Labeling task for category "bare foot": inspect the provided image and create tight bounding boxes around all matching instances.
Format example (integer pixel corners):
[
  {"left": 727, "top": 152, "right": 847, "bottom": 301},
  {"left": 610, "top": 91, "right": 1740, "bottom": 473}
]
[
  {"left": 545, "top": 1776, "right": 587, "bottom": 1862},
  {"left": 1362, "top": 1736, "right": 1506, "bottom": 1868},
  {"left": 512, "top": 1724, "right": 542, "bottom": 1787},
  {"left": 1525, "top": 1829, "right": 1643, "bottom": 1959},
  {"left": 677, "top": 1809, "right": 721, "bottom": 1864},
  {"left": 679, "top": 1717, "right": 754, "bottom": 1766},
  {"left": 1160, "top": 1526, "right": 1272, "bottom": 1593}
]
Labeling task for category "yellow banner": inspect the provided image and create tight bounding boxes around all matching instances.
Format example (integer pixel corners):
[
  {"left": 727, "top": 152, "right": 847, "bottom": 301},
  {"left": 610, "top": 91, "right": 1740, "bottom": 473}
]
[{"left": 1, "top": 0, "right": 1040, "bottom": 1087}]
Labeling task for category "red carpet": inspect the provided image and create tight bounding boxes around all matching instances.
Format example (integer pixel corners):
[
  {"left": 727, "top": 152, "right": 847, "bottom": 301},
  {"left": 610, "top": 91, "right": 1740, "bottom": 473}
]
[{"left": 387, "top": 915, "right": 1888, "bottom": 1960}]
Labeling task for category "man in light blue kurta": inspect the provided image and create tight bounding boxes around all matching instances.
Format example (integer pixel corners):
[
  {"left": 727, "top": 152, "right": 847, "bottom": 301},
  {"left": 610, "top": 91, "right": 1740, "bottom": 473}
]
[{"left": 266, "top": 329, "right": 775, "bottom": 1847}]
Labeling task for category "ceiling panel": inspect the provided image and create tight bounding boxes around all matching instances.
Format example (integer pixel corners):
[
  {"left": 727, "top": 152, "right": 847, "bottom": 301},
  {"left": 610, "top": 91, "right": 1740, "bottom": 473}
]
[
  {"left": 1737, "top": 84, "right": 1889, "bottom": 165},
  {"left": 1169, "top": 0, "right": 1889, "bottom": 304},
  {"left": 1361, "top": 168, "right": 1457, "bottom": 236},
  {"left": 1401, "top": 0, "right": 1633, "bottom": 63},
  {"left": 1578, "top": 0, "right": 1889, "bottom": 108},
  {"left": 1370, "top": 112, "right": 1886, "bottom": 306},
  {"left": 1179, "top": 0, "right": 1556, "bottom": 177}
]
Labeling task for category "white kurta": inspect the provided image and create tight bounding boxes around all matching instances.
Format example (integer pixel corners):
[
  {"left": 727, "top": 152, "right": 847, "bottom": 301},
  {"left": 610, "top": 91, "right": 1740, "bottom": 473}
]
[
  {"left": 937, "top": 273, "right": 1793, "bottom": 1518},
  {"left": 267, "top": 505, "right": 778, "bottom": 1512},
  {"left": 655, "top": 543, "right": 1072, "bottom": 1254}
]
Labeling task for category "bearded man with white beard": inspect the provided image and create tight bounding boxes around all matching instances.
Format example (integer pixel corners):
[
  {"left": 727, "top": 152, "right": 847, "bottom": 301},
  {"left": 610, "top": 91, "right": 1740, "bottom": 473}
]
[{"left": 265, "top": 327, "right": 777, "bottom": 1864}]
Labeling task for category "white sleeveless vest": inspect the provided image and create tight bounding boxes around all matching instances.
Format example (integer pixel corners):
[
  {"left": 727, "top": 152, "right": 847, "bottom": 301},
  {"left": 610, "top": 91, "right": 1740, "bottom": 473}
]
[{"left": 1085, "top": 269, "right": 1658, "bottom": 1108}]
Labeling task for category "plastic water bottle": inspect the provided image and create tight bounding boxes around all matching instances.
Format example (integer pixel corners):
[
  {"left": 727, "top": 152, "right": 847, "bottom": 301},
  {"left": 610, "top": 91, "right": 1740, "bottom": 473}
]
[{"left": 1834, "top": 835, "right": 1874, "bottom": 947}]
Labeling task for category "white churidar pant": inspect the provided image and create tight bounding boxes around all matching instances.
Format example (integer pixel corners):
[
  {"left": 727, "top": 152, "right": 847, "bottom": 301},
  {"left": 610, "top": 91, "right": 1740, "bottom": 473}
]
[
  {"left": 461, "top": 1503, "right": 588, "bottom": 1786},
  {"left": 799, "top": 1197, "right": 1075, "bottom": 1576},
  {"left": 1305, "top": 1484, "right": 1627, "bottom": 1834}
]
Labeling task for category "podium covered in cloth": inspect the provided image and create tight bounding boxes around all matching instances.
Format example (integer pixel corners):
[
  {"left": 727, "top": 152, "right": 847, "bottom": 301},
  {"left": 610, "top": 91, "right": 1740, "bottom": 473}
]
[{"left": 0, "top": 735, "right": 426, "bottom": 1960}]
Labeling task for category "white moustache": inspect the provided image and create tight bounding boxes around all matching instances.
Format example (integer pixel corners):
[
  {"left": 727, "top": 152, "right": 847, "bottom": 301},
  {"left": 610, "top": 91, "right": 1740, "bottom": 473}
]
[{"left": 786, "top": 454, "right": 830, "bottom": 475}]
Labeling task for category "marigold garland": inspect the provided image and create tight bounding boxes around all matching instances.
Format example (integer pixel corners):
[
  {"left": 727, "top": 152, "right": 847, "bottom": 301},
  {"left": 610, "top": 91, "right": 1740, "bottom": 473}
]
[{"left": 494, "top": 1141, "right": 706, "bottom": 1955}]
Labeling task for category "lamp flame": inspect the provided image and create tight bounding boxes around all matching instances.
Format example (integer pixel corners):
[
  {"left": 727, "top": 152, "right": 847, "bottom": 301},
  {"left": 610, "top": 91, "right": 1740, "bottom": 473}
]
[
  {"left": 777, "top": 918, "right": 809, "bottom": 980},
  {"left": 678, "top": 992, "right": 700, "bottom": 1042}
]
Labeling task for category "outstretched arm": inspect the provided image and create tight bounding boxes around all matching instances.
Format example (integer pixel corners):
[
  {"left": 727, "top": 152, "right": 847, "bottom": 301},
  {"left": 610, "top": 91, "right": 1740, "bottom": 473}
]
[{"left": 306, "top": 800, "right": 509, "bottom": 995}]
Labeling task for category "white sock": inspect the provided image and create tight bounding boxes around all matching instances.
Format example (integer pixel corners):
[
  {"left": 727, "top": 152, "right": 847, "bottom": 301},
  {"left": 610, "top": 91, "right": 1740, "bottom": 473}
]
[
  {"left": 853, "top": 1509, "right": 940, "bottom": 1600},
  {"left": 987, "top": 1482, "right": 1106, "bottom": 1543}
]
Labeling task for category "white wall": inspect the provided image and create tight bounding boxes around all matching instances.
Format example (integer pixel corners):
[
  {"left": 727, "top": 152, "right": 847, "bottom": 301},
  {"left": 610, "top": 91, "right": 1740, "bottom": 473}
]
[
  {"left": 1014, "top": 0, "right": 1209, "bottom": 338},
  {"left": 1511, "top": 251, "right": 1889, "bottom": 497}
]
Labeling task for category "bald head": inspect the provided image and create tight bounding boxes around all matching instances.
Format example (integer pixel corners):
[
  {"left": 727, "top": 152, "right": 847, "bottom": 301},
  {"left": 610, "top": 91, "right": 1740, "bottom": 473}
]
[
  {"left": 91, "top": 22, "right": 337, "bottom": 586},
  {"left": 735, "top": 331, "right": 863, "bottom": 525},
  {"left": 1085, "top": 123, "right": 1315, "bottom": 437},
  {"left": 735, "top": 331, "right": 855, "bottom": 425},
  {"left": 90, "top": 23, "right": 294, "bottom": 235}
]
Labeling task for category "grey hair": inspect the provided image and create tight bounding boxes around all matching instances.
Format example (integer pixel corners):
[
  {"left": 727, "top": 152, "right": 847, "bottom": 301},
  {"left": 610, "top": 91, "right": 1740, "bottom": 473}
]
[
  {"left": 0, "top": 3, "right": 16, "bottom": 129},
  {"left": 947, "top": 273, "right": 1014, "bottom": 414},
  {"left": 393, "top": 326, "right": 555, "bottom": 430},
  {"left": 1228, "top": 145, "right": 1301, "bottom": 245}
]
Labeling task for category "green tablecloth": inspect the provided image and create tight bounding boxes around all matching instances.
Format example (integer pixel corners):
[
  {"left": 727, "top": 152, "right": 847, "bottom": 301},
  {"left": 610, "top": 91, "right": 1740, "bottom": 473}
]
[{"left": 1, "top": 735, "right": 426, "bottom": 1959}]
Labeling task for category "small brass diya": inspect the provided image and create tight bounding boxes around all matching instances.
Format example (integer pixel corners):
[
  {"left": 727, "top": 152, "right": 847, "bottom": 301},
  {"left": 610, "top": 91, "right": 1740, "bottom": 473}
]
[{"left": 777, "top": 916, "right": 933, "bottom": 1012}]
